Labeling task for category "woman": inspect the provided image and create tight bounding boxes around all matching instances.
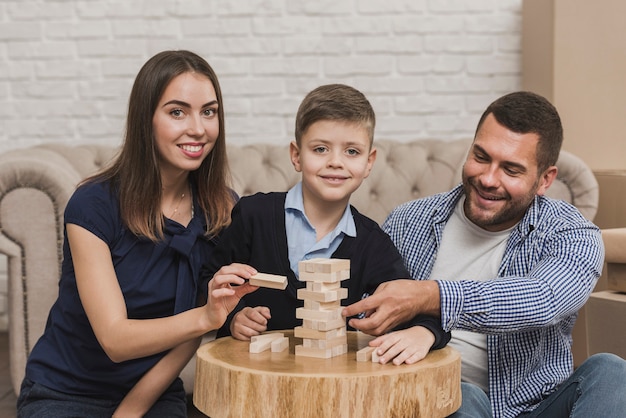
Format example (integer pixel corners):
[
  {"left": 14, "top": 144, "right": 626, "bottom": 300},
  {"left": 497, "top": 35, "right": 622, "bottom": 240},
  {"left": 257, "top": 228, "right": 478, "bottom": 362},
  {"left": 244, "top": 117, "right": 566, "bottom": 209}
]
[{"left": 17, "top": 50, "right": 258, "bottom": 418}]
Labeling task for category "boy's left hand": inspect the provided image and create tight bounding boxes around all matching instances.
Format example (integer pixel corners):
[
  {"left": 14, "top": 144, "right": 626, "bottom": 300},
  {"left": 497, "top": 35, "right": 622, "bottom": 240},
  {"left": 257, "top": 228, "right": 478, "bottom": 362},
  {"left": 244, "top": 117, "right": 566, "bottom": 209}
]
[
  {"left": 230, "top": 306, "right": 271, "bottom": 341},
  {"left": 368, "top": 326, "right": 435, "bottom": 365}
]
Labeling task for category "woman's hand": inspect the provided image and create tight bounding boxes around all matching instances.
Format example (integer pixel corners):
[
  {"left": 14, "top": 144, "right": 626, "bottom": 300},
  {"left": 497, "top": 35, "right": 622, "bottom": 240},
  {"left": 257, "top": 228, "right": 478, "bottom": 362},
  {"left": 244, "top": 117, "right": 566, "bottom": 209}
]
[{"left": 205, "top": 263, "right": 259, "bottom": 330}]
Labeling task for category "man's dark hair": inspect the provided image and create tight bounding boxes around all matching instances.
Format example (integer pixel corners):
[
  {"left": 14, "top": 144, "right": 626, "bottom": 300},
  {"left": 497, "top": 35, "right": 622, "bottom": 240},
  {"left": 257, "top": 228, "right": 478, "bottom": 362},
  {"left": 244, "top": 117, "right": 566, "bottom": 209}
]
[{"left": 475, "top": 91, "right": 563, "bottom": 172}]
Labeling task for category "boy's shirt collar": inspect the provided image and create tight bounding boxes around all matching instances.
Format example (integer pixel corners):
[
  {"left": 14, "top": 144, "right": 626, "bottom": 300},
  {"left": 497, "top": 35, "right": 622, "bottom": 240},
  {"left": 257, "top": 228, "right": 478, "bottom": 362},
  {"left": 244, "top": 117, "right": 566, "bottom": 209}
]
[{"left": 285, "top": 182, "right": 356, "bottom": 238}]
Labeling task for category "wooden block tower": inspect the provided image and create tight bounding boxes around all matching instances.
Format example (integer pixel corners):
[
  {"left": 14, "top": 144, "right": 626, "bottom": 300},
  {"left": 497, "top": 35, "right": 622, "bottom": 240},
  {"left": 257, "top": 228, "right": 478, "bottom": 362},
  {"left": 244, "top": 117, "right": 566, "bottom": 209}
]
[{"left": 294, "top": 258, "right": 350, "bottom": 358}]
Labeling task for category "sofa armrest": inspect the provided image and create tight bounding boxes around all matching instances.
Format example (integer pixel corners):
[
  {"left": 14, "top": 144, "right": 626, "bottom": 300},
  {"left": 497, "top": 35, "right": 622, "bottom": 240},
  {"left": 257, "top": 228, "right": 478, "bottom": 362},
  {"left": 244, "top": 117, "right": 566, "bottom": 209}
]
[
  {"left": 0, "top": 147, "right": 92, "bottom": 395},
  {"left": 0, "top": 144, "right": 117, "bottom": 396},
  {"left": 545, "top": 150, "right": 599, "bottom": 221}
]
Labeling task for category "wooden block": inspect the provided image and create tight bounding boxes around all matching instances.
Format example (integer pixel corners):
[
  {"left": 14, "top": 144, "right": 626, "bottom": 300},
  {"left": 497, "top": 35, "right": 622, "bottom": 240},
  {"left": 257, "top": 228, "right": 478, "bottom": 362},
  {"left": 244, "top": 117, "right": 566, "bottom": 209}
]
[
  {"left": 300, "top": 260, "right": 317, "bottom": 273},
  {"left": 299, "top": 258, "right": 350, "bottom": 273},
  {"left": 318, "top": 319, "right": 345, "bottom": 332},
  {"left": 270, "top": 336, "right": 289, "bottom": 353},
  {"left": 249, "top": 340, "right": 272, "bottom": 353},
  {"left": 302, "top": 335, "right": 347, "bottom": 349},
  {"left": 306, "top": 281, "right": 341, "bottom": 292},
  {"left": 371, "top": 348, "right": 381, "bottom": 363},
  {"left": 332, "top": 344, "right": 348, "bottom": 356},
  {"left": 304, "top": 318, "right": 346, "bottom": 332},
  {"left": 355, "top": 331, "right": 376, "bottom": 350},
  {"left": 294, "top": 326, "right": 346, "bottom": 340},
  {"left": 304, "top": 299, "right": 341, "bottom": 310},
  {"left": 356, "top": 346, "right": 376, "bottom": 362},
  {"left": 249, "top": 272, "right": 288, "bottom": 290},
  {"left": 250, "top": 332, "right": 284, "bottom": 343},
  {"left": 296, "top": 342, "right": 347, "bottom": 358},
  {"left": 296, "top": 307, "right": 343, "bottom": 321},
  {"left": 249, "top": 332, "right": 285, "bottom": 353},
  {"left": 295, "top": 344, "right": 333, "bottom": 359},
  {"left": 298, "top": 288, "right": 347, "bottom": 303},
  {"left": 302, "top": 319, "right": 317, "bottom": 329},
  {"left": 299, "top": 269, "right": 349, "bottom": 283}
]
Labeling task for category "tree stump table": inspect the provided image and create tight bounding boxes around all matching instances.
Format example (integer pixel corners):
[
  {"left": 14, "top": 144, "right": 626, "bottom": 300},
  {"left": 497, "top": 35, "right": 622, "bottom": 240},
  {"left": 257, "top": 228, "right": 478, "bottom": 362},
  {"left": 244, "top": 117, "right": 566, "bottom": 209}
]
[{"left": 194, "top": 330, "right": 461, "bottom": 418}]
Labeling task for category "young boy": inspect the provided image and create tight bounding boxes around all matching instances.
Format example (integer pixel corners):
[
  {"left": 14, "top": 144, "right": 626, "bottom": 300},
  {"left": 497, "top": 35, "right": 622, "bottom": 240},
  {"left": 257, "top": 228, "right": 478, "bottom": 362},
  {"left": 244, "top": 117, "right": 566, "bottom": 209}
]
[{"left": 201, "top": 84, "right": 449, "bottom": 364}]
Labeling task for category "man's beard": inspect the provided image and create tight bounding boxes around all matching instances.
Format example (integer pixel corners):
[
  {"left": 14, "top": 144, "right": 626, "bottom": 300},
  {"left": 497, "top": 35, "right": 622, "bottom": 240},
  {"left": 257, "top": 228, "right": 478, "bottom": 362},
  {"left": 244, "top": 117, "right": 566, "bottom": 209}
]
[{"left": 462, "top": 176, "right": 538, "bottom": 231}]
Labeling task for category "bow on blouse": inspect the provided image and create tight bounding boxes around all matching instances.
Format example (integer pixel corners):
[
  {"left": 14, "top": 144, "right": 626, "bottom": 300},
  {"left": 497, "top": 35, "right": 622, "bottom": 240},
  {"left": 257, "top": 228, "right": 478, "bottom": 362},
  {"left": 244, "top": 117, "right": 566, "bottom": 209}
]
[{"left": 166, "top": 214, "right": 205, "bottom": 315}]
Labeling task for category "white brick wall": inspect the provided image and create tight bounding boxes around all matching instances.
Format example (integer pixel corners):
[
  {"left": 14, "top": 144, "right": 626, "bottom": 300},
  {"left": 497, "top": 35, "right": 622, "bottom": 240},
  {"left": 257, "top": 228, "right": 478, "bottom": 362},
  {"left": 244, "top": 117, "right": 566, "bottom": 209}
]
[{"left": 0, "top": 0, "right": 523, "bottom": 329}]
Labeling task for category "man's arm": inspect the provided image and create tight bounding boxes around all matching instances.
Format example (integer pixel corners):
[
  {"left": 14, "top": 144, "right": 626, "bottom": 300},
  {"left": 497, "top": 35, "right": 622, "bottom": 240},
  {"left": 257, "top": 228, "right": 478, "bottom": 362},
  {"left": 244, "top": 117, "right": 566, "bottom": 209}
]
[{"left": 343, "top": 279, "right": 441, "bottom": 336}]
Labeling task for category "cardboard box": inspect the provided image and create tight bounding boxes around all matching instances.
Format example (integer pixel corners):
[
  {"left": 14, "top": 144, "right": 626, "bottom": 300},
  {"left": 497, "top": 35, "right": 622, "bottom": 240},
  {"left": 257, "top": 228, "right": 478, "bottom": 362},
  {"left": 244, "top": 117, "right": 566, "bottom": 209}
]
[
  {"left": 571, "top": 270, "right": 609, "bottom": 367},
  {"left": 606, "top": 263, "right": 626, "bottom": 293},
  {"left": 571, "top": 305, "right": 589, "bottom": 367},
  {"left": 585, "top": 291, "right": 626, "bottom": 359},
  {"left": 594, "top": 170, "right": 626, "bottom": 229},
  {"left": 572, "top": 166, "right": 626, "bottom": 364}
]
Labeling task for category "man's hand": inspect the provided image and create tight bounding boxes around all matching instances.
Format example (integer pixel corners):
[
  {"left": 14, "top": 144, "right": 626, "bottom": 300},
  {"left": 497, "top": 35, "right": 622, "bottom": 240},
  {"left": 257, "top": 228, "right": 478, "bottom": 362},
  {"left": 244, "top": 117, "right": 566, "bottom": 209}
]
[
  {"left": 230, "top": 306, "right": 271, "bottom": 341},
  {"left": 342, "top": 280, "right": 441, "bottom": 335}
]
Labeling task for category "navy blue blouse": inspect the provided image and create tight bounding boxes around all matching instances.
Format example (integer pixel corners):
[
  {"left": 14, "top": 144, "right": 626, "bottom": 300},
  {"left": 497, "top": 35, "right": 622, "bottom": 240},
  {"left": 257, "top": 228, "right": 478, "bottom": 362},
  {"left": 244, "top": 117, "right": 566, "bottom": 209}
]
[{"left": 24, "top": 180, "right": 216, "bottom": 401}]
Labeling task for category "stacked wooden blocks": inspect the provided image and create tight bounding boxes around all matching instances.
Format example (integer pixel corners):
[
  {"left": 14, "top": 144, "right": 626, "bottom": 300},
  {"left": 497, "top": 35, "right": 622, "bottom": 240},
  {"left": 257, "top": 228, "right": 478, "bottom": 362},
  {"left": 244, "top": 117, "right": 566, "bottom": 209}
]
[{"left": 294, "top": 258, "right": 350, "bottom": 359}]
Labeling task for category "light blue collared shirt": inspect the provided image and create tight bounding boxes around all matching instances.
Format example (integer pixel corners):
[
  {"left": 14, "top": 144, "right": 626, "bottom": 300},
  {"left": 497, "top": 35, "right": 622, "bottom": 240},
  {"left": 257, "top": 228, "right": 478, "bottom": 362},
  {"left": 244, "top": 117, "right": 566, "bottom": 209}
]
[{"left": 285, "top": 182, "right": 356, "bottom": 277}]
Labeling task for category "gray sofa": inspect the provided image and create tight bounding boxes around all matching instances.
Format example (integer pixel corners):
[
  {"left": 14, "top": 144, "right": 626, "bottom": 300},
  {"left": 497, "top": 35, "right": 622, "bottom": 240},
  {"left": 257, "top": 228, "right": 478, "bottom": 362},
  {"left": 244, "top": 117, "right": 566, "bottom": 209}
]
[{"left": 0, "top": 138, "right": 601, "bottom": 396}]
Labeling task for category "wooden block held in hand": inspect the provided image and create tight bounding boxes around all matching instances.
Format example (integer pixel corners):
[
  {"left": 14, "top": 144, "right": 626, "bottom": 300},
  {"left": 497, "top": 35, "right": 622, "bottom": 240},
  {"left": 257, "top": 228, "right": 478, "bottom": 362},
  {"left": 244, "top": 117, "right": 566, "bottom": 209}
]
[{"left": 249, "top": 272, "right": 288, "bottom": 290}]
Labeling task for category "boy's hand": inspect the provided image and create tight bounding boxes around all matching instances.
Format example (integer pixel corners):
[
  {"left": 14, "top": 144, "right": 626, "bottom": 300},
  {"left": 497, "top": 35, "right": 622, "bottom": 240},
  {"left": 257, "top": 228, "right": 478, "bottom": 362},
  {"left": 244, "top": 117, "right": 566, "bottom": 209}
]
[
  {"left": 368, "top": 326, "right": 435, "bottom": 365},
  {"left": 230, "top": 306, "right": 271, "bottom": 341}
]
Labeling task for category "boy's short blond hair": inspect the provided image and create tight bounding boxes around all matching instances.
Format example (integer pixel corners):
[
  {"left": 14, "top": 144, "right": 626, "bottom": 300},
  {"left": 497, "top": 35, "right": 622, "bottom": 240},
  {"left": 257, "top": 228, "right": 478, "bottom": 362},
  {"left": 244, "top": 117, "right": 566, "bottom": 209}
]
[{"left": 295, "top": 84, "right": 375, "bottom": 147}]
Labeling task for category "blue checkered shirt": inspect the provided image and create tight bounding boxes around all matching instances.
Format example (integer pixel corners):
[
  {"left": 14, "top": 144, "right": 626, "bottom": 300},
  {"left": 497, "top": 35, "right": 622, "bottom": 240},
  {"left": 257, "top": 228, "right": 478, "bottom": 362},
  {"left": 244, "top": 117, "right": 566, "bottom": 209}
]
[{"left": 382, "top": 185, "right": 604, "bottom": 418}]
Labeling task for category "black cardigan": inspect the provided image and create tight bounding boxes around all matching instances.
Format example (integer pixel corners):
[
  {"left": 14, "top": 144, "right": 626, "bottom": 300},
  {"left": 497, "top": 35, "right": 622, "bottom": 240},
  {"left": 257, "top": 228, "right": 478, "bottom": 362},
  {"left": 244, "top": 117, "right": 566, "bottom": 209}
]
[{"left": 200, "top": 192, "right": 450, "bottom": 349}]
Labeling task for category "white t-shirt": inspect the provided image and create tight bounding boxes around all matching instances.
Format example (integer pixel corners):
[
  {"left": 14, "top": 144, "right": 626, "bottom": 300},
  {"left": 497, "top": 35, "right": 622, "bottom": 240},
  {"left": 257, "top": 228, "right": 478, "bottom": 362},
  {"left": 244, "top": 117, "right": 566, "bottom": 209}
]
[{"left": 430, "top": 198, "right": 513, "bottom": 393}]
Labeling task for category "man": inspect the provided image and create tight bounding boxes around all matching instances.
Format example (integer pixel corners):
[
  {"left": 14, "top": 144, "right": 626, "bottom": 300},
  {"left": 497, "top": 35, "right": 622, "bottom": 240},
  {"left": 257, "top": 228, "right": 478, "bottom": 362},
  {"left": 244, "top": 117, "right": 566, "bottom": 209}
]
[{"left": 343, "top": 91, "right": 626, "bottom": 417}]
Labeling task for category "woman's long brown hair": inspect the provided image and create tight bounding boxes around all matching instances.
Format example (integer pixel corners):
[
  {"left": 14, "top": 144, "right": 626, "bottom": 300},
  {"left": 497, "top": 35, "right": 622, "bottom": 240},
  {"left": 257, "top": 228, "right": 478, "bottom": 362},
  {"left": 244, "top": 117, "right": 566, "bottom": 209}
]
[{"left": 84, "top": 50, "right": 234, "bottom": 241}]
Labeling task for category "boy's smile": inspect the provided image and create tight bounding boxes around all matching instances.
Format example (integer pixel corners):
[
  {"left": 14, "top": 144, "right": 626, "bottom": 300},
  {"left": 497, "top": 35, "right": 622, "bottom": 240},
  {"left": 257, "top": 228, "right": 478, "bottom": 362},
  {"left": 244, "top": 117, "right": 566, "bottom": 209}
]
[{"left": 290, "top": 119, "right": 376, "bottom": 214}]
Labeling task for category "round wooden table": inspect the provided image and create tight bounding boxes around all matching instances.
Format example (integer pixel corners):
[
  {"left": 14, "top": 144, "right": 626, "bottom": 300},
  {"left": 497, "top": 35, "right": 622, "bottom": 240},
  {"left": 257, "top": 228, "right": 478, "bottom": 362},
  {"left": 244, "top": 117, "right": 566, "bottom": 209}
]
[{"left": 194, "top": 331, "right": 461, "bottom": 418}]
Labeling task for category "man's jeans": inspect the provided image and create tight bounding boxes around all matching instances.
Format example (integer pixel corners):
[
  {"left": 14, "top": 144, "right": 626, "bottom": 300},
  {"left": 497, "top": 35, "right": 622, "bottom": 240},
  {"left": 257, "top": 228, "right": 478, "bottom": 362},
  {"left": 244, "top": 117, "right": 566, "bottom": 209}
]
[{"left": 449, "top": 353, "right": 626, "bottom": 417}]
